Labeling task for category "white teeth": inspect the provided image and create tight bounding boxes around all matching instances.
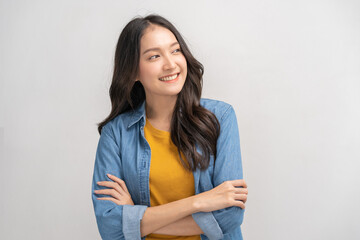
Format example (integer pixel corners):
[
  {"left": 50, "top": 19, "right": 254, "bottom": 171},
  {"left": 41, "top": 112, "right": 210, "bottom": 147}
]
[{"left": 159, "top": 73, "right": 178, "bottom": 81}]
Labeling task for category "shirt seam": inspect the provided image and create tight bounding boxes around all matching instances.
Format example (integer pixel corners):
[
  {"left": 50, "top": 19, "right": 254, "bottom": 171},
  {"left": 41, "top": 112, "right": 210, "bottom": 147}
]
[
  {"left": 220, "top": 105, "right": 232, "bottom": 121},
  {"left": 102, "top": 125, "right": 120, "bottom": 148}
]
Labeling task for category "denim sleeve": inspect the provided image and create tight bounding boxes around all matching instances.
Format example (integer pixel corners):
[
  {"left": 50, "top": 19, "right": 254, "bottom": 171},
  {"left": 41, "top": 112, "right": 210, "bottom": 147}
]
[
  {"left": 92, "top": 124, "right": 148, "bottom": 240},
  {"left": 192, "top": 105, "right": 244, "bottom": 239}
]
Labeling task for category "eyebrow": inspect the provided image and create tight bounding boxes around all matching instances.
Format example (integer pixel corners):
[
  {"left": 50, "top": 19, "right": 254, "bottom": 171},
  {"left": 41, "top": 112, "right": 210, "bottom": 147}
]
[{"left": 142, "top": 42, "right": 180, "bottom": 55}]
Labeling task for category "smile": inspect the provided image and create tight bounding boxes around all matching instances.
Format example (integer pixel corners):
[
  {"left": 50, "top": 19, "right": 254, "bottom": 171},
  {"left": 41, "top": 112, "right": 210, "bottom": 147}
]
[{"left": 159, "top": 73, "right": 179, "bottom": 81}]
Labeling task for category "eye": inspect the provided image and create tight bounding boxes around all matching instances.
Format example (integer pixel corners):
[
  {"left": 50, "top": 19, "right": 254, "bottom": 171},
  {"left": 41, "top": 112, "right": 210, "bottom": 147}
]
[
  {"left": 148, "top": 55, "right": 159, "bottom": 60},
  {"left": 173, "top": 48, "right": 181, "bottom": 53}
]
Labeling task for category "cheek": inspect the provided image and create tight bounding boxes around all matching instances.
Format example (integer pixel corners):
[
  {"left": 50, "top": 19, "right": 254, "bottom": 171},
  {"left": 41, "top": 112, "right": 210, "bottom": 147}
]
[
  {"left": 180, "top": 57, "right": 187, "bottom": 71},
  {"left": 139, "top": 64, "right": 158, "bottom": 80}
]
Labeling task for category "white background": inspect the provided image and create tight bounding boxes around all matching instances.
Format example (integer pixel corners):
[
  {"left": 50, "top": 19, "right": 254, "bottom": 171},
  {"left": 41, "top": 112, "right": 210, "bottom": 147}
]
[{"left": 1, "top": 0, "right": 359, "bottom": 239}]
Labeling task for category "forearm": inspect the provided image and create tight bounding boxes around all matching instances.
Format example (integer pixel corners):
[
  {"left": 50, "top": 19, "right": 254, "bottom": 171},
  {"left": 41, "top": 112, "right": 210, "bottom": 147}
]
[
  {"left": 153, "top": 215, "right": 204, "bottom": 236},
  {"left": 140, "top": 195, "right": 200, "bottom": 237}
]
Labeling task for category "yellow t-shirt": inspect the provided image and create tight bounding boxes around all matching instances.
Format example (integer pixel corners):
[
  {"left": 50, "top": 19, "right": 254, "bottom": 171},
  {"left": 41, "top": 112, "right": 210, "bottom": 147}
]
[{"left": 144, "top": 118, "right": 201, "bottom": 240}]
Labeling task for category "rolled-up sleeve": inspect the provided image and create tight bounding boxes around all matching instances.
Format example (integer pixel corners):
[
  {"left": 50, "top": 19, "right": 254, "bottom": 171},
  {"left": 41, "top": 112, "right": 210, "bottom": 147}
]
[
  {"left": 192, "top": 105, "right": 244, "bottom": 239},
  {"left": 92, "top": 124, "right": 148, "bottom": 240}
]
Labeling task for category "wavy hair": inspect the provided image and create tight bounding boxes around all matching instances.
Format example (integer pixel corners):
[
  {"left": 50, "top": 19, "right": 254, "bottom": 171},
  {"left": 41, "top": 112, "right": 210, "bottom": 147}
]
[{"left": 97, "top": 14, "right": 220, "bottom": 171}]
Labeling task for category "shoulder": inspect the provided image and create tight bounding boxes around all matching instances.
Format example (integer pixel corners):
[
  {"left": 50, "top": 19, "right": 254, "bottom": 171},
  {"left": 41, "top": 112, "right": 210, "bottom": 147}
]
[
  {"left": 100, "top": 110, "right": 134, "bottom": 137},
  {"left": 200, "top": 98, "right": 235, "bottom": 121}
]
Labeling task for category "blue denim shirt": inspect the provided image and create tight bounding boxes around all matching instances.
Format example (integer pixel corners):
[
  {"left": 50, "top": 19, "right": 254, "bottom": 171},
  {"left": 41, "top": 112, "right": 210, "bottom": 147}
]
[{"left": 92, "top": 98, "right": 244, "bottom": 240}]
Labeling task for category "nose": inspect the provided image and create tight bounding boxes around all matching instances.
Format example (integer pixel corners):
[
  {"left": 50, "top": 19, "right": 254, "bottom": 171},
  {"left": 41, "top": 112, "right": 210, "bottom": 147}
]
[{"left": 163, "top": 54, "right": 176, "bottom": 70}]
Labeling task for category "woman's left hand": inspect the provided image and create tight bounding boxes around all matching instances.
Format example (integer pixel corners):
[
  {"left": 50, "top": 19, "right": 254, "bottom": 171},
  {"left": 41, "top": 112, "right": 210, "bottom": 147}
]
[{"left": 94, "top": 174, "right": 134, "bottom": 206}]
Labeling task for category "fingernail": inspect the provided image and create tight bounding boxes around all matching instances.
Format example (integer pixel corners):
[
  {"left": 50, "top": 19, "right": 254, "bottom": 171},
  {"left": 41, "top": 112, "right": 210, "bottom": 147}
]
[{"left": 107, "top": 174, "right": 112, "bottom": 177}]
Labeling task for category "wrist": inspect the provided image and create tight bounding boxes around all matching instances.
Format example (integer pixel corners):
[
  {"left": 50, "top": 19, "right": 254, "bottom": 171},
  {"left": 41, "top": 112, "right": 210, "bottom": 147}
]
[{"left": 191, "top": 194, "right": 203, "bottom": 213}]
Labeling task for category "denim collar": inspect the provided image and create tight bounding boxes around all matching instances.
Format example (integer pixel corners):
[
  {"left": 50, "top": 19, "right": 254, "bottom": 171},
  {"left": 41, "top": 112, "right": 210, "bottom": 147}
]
[
  {"left": 127, "top": 100, "right": 146, "bottom": 129},
  {"left": 126, "top": 99, "right": 185, "bottom": 129}
]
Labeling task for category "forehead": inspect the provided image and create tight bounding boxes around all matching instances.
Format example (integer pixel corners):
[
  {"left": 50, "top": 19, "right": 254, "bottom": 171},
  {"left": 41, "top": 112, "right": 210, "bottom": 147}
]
[{"left": 140, "top": 25, "right": 177, "bottom": 50}]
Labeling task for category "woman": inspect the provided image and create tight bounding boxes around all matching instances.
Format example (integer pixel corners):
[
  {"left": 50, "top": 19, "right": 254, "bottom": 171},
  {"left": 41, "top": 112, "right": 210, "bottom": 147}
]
[{"left": 92, "top": 14, "right": 248, "bottom": 240}]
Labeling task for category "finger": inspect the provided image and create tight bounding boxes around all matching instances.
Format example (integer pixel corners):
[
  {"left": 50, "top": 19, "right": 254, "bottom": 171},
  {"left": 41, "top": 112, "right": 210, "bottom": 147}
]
[
  {"left": 97, "top": 197, "right": 121, "bottom": 205},
  {"left": 97, "top": 181, "right": 123, "bottom": 195},
  {"left": 234, "top": 200, "right": 245, "bottom": 209},
  {"left": 107, "top": 174, "right": 130, "bottom": 194},
  {"left": 235, "top": 188, "right": 248, "bottom": 195},
  {"left": 94, "top": 189, "right": 122, "bottom": 200},
  {"left": 230, "top": 179, "right": 247, "bottom": 188},
  {"left": 234, "top": 193, "right": 247, "bottom": 203}
]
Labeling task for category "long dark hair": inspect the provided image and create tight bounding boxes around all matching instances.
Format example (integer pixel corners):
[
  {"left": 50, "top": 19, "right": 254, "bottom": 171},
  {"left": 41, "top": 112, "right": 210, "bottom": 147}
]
[{"left": 97, "top": 14, "right": 220, "bottom": 171}]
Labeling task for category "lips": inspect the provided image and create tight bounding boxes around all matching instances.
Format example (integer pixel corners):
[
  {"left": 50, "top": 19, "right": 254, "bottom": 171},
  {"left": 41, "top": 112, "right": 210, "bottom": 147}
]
[{"left": 159, "top": 72, "right": 179, "bottom": 80}]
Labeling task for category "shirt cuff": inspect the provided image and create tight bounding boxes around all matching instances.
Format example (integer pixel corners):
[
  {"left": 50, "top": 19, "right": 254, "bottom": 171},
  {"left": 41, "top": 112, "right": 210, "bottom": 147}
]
[
  {"left": 122, "top": 205, "right": 148, "bottom": 240},
  {"left": 192, "top": 211, "right": 224, "bottom": 240}
]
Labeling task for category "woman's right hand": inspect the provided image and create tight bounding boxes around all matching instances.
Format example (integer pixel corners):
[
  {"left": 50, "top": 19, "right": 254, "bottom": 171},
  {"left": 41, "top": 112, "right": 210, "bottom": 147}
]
[{"left": 194, "top": 179, "right": 248, "bottom": 212}]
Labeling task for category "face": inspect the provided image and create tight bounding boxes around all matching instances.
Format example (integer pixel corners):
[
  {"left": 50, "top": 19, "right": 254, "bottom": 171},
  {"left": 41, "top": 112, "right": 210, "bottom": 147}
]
[{"left": 136, "top": 24, "right": 187, "bottom": 100}]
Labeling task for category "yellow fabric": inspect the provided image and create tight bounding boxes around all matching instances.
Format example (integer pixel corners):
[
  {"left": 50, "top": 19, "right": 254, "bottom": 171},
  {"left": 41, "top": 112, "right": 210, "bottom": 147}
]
[{"left": 144, "top": 118, "right": 201, "bottom": 240}]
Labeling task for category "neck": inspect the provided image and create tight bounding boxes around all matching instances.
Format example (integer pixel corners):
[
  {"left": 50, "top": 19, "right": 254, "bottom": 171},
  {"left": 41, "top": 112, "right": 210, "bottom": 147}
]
[{"left": 145, "top": 95, "right": 177, "bottom": 128}]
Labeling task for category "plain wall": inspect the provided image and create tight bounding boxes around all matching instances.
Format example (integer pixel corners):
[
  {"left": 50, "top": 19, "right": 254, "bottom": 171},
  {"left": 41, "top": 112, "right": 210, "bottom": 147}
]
[{"left": 1, "top": 0, "right": 359, "bottom": 239}]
